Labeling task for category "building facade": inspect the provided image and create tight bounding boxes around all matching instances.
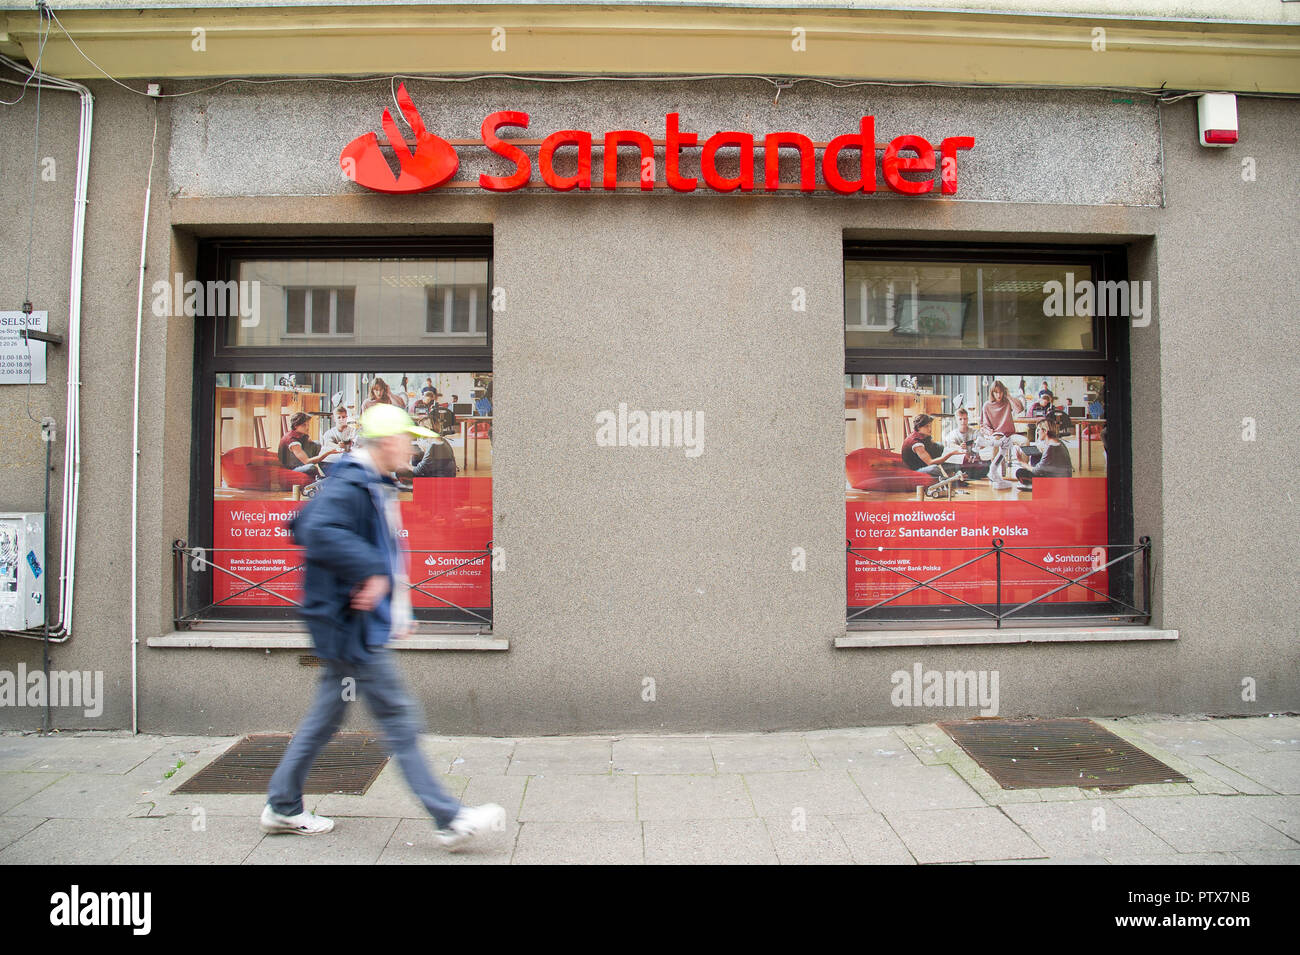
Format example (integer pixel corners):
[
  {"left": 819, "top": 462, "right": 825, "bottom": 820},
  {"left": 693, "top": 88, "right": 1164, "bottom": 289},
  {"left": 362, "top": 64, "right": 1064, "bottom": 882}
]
[{"left": 0, "top": 1, "right": 1297, "bottom": 735}]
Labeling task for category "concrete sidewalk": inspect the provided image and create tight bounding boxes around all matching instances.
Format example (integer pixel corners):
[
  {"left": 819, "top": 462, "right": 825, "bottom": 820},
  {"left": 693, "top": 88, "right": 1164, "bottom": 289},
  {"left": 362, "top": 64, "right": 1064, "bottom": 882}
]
[{"left": 1, "top": 715, "right": 1297, "bottom": 864}]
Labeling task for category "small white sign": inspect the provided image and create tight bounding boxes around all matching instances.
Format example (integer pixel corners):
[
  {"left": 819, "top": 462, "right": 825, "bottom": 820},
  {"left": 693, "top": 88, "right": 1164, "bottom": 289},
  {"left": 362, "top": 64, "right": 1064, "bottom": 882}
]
[{"left": 0, "top": 311, "right": 47, "bottom": 385}]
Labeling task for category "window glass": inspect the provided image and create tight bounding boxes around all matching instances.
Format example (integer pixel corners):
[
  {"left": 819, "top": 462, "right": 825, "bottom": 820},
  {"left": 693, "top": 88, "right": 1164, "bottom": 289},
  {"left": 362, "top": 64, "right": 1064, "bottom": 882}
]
[
  {"left": 226, "top": 258, "right": 489, "bottom": 348},
  {"left": 846, "top": 372, "right": 1110, "bottom": 614},
  {"left": 845, "top": 261, "right": 1095, "bottom": 350},
  {"left": 210, "top": 369, "right": 493, "bottom": 617}
]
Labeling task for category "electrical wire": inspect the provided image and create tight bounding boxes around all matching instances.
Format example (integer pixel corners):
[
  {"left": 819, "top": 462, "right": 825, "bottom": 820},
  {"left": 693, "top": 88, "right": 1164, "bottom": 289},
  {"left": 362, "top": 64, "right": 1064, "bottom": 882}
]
[{"left": 19, "top": 9, "right": 53, "bottom": 426}]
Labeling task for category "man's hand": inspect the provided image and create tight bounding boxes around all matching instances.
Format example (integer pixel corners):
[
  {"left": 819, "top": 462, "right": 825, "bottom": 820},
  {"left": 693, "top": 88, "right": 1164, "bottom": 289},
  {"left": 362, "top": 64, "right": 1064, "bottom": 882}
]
[{"left": 351, "top": 575, "right": 390, "bottom": 611}]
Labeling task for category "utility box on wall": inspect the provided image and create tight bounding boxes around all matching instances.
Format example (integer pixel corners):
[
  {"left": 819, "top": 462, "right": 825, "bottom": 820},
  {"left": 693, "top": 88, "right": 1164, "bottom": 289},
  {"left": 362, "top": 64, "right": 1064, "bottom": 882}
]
[{"left": 0, "top": 513, "right": 45, "bottom": 630}]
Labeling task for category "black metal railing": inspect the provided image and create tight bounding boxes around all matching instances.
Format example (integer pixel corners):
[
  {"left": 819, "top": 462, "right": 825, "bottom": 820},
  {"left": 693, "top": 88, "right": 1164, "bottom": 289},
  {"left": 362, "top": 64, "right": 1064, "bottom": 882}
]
[
  {"left": 846, "top": 537, "right": 1152, "bottom": 628},
  {"left": 172, "top": 540, "right": 493, "bottom": 630}
]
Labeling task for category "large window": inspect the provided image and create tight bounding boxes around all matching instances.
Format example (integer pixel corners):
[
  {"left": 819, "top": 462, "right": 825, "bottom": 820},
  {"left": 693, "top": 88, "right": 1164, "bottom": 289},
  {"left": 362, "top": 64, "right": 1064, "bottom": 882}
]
[
  {"left": 187, "top": 238, "right": 493, "bottom": 628},
  {"left": 844, "top": 243, "right": 1134, "bottom": 627}
]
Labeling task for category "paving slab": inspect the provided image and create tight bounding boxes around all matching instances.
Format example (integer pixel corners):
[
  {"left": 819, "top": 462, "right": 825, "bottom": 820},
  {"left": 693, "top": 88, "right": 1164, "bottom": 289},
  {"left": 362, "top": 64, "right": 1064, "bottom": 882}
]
[
  {"left": 0, "top": 815, "right": 44, "bottom": 851},
  {"left": 709, "top": 735, "right": 815, "bottom": 773},
  {"left": 512, "top": 821, "right": 644, "bottom": 865},
  {"left": 508, "top": 738, "right": 613, "bottom": 775},
  {"left": 1237, "top": 794, "right": 1300, "bottom": 841},
  {"left": 1104, "top": 853, "right": 1245, "bottom": 865},
  {"left": 1000, "top": 800, "right": 1173, "bottom": 857},
  {"left": 805, "top": 731, "right": 925, "bottom": 771},
  {"left": 244, "top": 816, "right": 398, "bottom": 865},
  {"left": 109, "top": 813, "right": 266, "bottom": 864},
  {"left": 148, "top": 788, "right": 322, "bottom": 818},
  {"left": 1232, "top": 850, "right": 1300, "bottom": 864},
  {"left": 763, "top": 813, "right": 855, "bottom": 864},
  {"left": 0, "top": 770, "right": 65, "bottom": 814},
  {"left": 4, "top": 772, "right": 159, "bottom": 819},
  {"left": 459, "top": 773, "right": 530, "bottom": 819},
  {"left": 1181, "top": 754, "right": 1267, "bottom": 795},
  {"left": 744, "top": 770, "right": 873, "bottom": 817},
  {"left": 125, "top": 738, "right": 234, "bottom": 786},
  {"left": 377, "top": 816, "right": 514, "bottom": 865},
  {"left": 643, "top": 818, "right": 777, "bottom": 865},
  {"left": 904, "top": 724, "right": 966, "bottom": 765},
  {"left": 1118, "top": 719, "right": 1267, "bottom": 756},
  {"left": 315, "top": 762, "right": 469, "bottom": 818},
  {"left": 416, "top": 736, "right": 465, "bottom": 775},
  {"left": 518, "top": 773, "right": 636, "bottom": 822},
  {"left": 612, "top": 737, "right": 715, "bottom": 775},
  {"left": 828, "top": 812, "right": 916, "bottom": 864},
  {"left": 1213, "top": 716, "right": 1300, "bottom": 750},
  {"left": 447, "top": 737, "right": 517, "bottom": 776},
  {"left": 0, "top": 817, "right": 157, "bottom": 864},
  {"left": 1208, "top": 752, "right": 1300, "bottom": 794},
  {"left": 850, "top": 763, "right": 987, "bottom": 813},
  {"left": 635, "top": 773, "right": 753, "bottom": 821},
  {"left": 975, "top": 855, "right": 1111, "bottom": 864},
  {"left": 19, "top": 736, "right": 167, "bottom": 775},
  {"left": 1117, "top": 795, "right": 1299, "bottom": 853},
  {"left": 885, "top": 807, "right": 1046, "bottom": 864},
  {"left": 0, "top": 734, "right": 75, "bottom": 771}
]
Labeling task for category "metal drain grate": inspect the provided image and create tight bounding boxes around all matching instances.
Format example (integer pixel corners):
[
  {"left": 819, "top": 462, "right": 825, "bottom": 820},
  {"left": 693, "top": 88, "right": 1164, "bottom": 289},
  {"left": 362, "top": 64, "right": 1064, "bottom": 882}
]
[
  {"left": 173, "top": 732, "right": 389, "bottom": 794},
  {"left": 938, "top": 718, "right": 1189, "bottom": 791}
]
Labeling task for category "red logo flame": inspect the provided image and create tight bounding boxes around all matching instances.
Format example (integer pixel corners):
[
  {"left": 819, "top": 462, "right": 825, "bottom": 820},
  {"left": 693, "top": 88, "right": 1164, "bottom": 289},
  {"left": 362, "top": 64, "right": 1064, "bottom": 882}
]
[{"left": 341, "top": 83, "right": 459, "bottom": 193}]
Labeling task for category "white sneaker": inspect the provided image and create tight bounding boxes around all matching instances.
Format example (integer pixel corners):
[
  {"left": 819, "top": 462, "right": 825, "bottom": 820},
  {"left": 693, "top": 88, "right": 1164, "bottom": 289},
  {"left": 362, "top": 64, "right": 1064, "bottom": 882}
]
[
  {"left": 434, "top": 803, "right": 507, "bottom": 851},
  {"left": 260, "top": 803, "right": 335, "bottom": 835}
]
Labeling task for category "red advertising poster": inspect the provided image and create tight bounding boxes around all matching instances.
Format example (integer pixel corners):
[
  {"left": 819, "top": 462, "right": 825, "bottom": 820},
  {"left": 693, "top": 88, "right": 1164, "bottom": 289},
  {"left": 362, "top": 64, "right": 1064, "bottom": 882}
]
[
  {"left": 212, "top": 501, "right": 305, "bottom": 608},
  {"left": 847, "top": 479, "right": 1108, "bottom": 608},
  {"left": 212, "top": 477, "right": 492, "bottom": 610},
  {"left": 211, "top": 368, "right": 494, "bottom": 615},
  {"left": 846, "top": 374, "right": 1110, "bottom": 612},
  {"left": 400, "top": 477, "right": 492, "bottom": 607}
]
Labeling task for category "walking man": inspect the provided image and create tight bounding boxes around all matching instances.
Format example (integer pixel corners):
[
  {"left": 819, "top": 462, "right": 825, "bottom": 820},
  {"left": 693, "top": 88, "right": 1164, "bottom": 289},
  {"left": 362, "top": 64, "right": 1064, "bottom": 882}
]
[{"left": 261, "top": 403, "right": 505, "bottom": 850}]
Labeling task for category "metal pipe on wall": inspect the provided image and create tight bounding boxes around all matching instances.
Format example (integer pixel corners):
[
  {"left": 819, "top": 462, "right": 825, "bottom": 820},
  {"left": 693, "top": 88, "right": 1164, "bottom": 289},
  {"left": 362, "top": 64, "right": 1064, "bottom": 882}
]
[{"left": 0, "top": 54, "right": 93, "bottom": 645}]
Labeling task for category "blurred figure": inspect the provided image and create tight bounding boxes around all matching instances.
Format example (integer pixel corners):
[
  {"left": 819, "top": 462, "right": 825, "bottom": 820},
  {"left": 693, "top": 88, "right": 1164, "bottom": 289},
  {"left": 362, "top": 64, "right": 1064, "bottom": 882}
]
[{"left": 262, "top": 404, "right": 504, "bottom": 850}]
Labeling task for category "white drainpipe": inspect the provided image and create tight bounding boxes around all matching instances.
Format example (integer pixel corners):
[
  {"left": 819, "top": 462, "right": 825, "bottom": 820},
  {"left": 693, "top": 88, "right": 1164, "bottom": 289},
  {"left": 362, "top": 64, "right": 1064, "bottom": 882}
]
[{"left": 0, "top": 55, "right": 92, "bottom": 646}]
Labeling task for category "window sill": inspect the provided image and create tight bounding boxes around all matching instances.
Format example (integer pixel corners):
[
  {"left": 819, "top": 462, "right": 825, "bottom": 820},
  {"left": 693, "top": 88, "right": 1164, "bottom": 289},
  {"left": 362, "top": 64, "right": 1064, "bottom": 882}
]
[
  {"left": 836, "top": 626, "right": 1177, "bottom": 648},
  {"left": 149, "top": 631, "right": 506, "bottom": 651}
]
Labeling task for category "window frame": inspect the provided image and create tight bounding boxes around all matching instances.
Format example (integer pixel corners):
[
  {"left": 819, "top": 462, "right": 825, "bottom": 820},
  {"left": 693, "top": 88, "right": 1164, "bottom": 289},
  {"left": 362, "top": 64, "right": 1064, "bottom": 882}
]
[
  {"left": 190, "top": 236, "right": 494, "bottom": 625},
  {"left": 844, "top": 240, "right": 1136, "bottom": 626}
]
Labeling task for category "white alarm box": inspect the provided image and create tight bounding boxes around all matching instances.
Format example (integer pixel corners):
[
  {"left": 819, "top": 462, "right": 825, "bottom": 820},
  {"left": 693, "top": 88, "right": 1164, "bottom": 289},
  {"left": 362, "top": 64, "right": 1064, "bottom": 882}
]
[
  {"left": 1197, "top": 93, "right": 1238, "bottom": 147},
  {"left": 0, "top": 513, "right": 46, "bottom": 630}
]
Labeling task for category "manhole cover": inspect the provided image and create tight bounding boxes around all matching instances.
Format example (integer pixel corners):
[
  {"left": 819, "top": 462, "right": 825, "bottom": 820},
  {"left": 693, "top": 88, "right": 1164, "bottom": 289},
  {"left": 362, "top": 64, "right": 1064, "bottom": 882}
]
[
  {"left": 938, "top": 718, "right": 1189, "bottom": 791},
  {"left": 173, "top": 732, "right": 388, "bottom": 794}
]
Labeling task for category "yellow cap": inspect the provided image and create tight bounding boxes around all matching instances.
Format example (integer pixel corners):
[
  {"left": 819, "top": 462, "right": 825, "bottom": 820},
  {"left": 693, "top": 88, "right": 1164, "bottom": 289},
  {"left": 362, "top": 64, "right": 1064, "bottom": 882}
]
[{"left": 358, "top": 403, "right": 436, "bottom": 439}]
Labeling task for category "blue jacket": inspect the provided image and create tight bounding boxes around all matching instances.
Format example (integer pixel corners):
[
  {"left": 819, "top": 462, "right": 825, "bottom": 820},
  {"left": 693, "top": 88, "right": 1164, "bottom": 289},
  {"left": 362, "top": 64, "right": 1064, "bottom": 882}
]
[{"left": 290, "top": 453, "right": 402, "bottom": 663}]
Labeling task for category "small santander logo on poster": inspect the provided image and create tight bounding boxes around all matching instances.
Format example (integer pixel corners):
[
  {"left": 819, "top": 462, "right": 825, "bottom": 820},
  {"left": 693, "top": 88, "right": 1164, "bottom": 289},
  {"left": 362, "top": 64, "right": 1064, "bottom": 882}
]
[{"left": 340, "top": 83, "right": 459, "bottom": 193}]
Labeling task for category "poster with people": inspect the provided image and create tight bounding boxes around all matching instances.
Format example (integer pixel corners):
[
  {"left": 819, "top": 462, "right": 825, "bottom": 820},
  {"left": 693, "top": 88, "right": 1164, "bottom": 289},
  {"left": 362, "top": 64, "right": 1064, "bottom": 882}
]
[
  {"left": 210, "top": 370, "right": 493, "bottom": 613},
  {"left": 846, "top": 374, "right": 1109, "bottom": 610}
]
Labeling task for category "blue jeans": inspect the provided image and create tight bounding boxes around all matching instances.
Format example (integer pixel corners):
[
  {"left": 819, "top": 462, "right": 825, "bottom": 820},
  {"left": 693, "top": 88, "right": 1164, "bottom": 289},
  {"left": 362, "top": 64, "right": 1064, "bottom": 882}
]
[{"left": 267, "top": 648, "right": 463, "bottom": 828}]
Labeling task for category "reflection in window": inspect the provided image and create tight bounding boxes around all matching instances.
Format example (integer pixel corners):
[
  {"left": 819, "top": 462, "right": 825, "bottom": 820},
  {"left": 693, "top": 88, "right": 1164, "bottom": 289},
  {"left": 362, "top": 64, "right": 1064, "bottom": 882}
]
[
  {"left": 845, "top": 261, "right": 1095, "bottom": 351},
  {"left": 228, "top": 258, "right": 488, "bottom": 348}
]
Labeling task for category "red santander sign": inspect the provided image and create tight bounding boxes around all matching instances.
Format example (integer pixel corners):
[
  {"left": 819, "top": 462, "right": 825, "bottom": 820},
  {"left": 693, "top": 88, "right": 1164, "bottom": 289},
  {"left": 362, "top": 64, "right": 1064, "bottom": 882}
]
[{"left": 342, "top": 83, "right": 974, "bottom": 196}]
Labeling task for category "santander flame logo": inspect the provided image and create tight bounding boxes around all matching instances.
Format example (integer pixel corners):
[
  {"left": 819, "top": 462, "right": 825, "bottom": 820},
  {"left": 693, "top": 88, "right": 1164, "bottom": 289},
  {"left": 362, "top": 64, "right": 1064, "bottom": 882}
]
[{"left": 340, "top": 83, "right": 458, "bottom": 194}]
